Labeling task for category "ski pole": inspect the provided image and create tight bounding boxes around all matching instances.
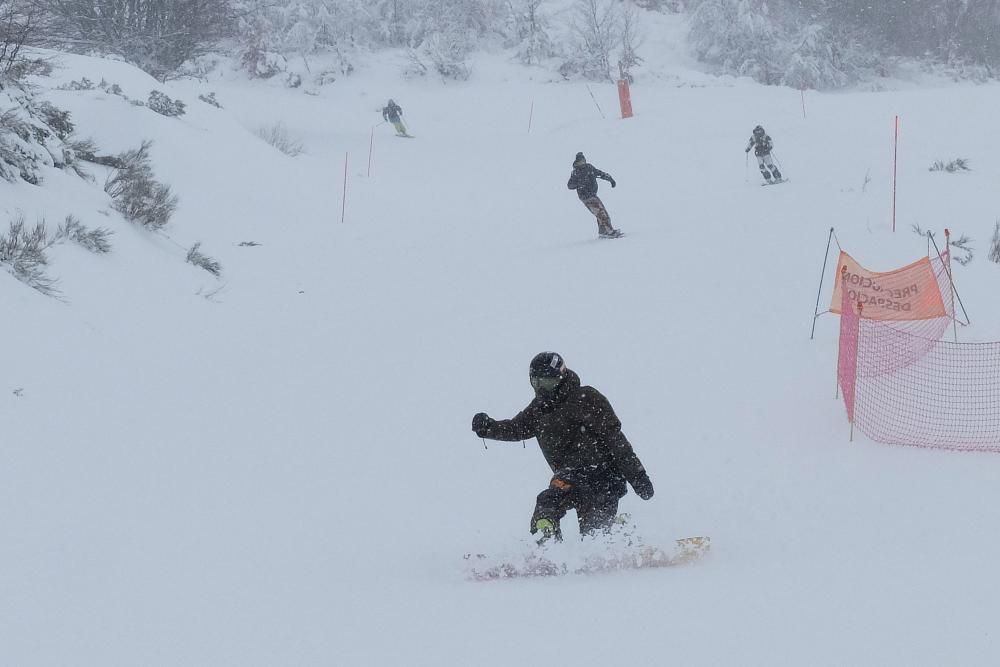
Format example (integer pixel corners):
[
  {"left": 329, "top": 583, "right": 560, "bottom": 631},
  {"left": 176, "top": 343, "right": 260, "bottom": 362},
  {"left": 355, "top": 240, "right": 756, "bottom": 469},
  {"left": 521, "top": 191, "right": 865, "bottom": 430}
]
[
  {"left": 744, "top": 151, "right": 749, "bottom": 183},
  {"left": 771, "top": 151, "right": 784, "bottom": 173}
]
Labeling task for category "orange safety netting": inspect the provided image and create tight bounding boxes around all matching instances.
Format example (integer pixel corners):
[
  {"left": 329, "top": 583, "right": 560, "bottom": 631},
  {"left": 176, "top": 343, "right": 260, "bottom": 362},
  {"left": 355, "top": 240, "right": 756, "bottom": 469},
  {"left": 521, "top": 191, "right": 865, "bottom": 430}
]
[
  {"left": 830, "top": 251, "right": 947, "bottom": 321},
  {"left": 836, "top": 258, "right": 1000, "bottom": 451}
]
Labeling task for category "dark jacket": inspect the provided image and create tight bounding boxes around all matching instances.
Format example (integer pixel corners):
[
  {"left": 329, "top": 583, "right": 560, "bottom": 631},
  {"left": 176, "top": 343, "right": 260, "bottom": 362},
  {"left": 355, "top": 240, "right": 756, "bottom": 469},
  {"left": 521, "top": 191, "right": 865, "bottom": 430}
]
[
  {"left": 567, "top": 163, "right": 613, "bottom": 201},
  {"left": 383, "top": 101, "right": 402, "bottom": 122},
  {"left": 747, "top": 133, "right": 773, "bottom": 157},
  {"left": 479, "top": 370, "right": 649, "bottom": 497}
]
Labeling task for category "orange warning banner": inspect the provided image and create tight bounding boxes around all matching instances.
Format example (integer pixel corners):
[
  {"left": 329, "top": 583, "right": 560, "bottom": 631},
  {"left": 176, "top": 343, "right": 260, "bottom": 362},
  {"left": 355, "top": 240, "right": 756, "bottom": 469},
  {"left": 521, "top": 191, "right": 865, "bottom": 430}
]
[{"left": 830, "top": 251, "right": 946, "bottom": 320}]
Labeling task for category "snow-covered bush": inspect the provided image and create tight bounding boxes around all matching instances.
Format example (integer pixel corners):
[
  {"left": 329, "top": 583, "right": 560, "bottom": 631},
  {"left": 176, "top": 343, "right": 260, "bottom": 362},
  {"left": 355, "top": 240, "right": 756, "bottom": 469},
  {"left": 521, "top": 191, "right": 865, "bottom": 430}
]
[
  {"left": 35, "top": 101, "right": 73, "bottom": 139},
  {"left": 103, "top": 140, "right": 179, "bottom": 231},
  {"left": 187, "top": 241, "right": 222, "bottom": 276},
  {"left": 57, "top": 77, "right": 96, "bottom": 91},
  {"left": 0, "top": 215, "right": 58, "bottom": 296},
  {"left": 148, "top": 91, "right": 186, "bottom": 117},
  {"left": 255, "top": 121, "right": 304, "bottom": 156},
  {"left": 421, "top": 33, "right": 472, "bottom": 81},
  {"left": 929, "top": 158, "right": 971, "bottom": 173},
  {"left": 0, "top": 87, "right": 78, "bottom": 184}
]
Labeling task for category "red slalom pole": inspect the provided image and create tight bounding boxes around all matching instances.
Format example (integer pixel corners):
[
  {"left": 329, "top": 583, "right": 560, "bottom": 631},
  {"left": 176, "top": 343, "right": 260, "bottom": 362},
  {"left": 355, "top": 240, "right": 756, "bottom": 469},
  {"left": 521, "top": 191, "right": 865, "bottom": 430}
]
[
  {"left": 892, "top": 115, "right": 899, "bottom": 232},
  {"left": 341, "top": 152, "right": 348, "bottom": 224}
]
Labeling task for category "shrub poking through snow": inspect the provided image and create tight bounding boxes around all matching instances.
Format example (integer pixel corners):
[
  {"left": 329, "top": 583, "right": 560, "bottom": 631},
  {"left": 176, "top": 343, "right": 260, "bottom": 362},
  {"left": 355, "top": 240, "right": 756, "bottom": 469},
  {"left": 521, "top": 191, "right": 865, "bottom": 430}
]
[
  {"left": 255, "top": 121, "right": 303, "bottom": 157},
  {"left": 147, "top": 91, "right": 186, "bottom": 117},
  {"left": 55, "top": 215, "right": 113, "bottom": 254},
  {"left": 0, "top": 216, "right": 58, "bottom": 296},
  {"left": 949, "top": 233, "right": 974, "bottom": 266},
  {"left": 990, "top": 221, "right": 1000, "bottom": 265},
  {"left": 198, "top": 92, "right": 222, "bottom": 108},
  {"left": 186, "top": 242, "right": 221, "bottom": 277},
  {"left": 104, "top": 140, "right": 179, "bottom": 230},
  {"left": 58, "top": 77, "right": 96, "bottom": 91},
  {"left": 929, "top": 158, "right": 971, "bottom": 173}
]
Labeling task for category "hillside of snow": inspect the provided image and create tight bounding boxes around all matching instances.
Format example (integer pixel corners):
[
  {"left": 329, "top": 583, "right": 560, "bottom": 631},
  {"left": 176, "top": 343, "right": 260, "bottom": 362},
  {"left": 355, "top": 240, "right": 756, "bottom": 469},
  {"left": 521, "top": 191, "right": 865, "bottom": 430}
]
[{"left": 4, "top": 35, "right": 1000, "bottom": 666}]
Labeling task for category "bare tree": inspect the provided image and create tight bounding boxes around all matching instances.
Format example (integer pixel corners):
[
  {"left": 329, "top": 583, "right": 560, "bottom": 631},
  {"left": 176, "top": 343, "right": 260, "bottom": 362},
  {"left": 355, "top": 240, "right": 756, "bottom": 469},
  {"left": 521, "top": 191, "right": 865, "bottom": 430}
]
[
  {"left": 34, "top": 0, "right": 233, "bottom": 80},
  {"left": 0, "top": 0, "right": 43, "bottom": 81},
  {"left": 570, "top": 0, "right": 620, "bottom": 82},
  {"left": 617, "top": 1, "right": 643, "bottom": 82}
]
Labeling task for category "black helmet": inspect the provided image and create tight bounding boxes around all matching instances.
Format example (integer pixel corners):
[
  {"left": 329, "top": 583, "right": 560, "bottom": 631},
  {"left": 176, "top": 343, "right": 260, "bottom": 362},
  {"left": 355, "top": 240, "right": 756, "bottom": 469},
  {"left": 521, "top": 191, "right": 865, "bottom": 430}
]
[
  {"left": 573, "top": 152, "right": 586, "bottom": 167},
  {"left": 529, "top": 352, "right": 566, "bottom": 395},
  {"left": 753, "top": 125, "right": 765, "bottom": 136}
]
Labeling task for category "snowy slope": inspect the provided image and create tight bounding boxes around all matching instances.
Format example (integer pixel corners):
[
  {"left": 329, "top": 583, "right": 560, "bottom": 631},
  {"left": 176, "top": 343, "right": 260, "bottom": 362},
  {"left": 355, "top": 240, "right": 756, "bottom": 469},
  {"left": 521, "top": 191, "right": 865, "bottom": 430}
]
[{"left": 3, "top": 37, "right": 1000, "bottom": 666}]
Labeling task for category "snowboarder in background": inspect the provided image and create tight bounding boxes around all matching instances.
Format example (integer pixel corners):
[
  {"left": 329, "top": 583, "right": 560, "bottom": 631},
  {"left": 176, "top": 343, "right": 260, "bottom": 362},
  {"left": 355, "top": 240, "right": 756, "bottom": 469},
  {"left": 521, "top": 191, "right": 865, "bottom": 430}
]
[
  {"left": 382, "top": 99, "right": 409, "bottom": 137},
  {"left": 567, "top": 152, "right": 622, "bottom": 238},
  {"left": 745, "top": 125, "right": 783, "bottom": 183},
  {"left": 471, "top": 352, "right": 654, "bottom": 542}
]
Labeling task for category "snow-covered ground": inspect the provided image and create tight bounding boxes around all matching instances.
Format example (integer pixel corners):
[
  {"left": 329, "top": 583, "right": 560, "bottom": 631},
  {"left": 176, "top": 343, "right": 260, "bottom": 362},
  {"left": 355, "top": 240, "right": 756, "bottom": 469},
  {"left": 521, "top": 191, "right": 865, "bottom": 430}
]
[{"left": 4, "top": 31, "right": 1000, "bottom": 665}]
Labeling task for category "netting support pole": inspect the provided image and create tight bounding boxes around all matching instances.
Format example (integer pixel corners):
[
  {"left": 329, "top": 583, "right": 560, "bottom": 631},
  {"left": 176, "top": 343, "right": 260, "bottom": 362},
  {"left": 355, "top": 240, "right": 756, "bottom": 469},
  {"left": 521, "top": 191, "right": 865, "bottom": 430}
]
[
  {"left": 892, "top": 115, "right": 899, "bottom": 232},
  {"left": 946, "top": 229, "right": 957, "bottom": 342},
  {"left": 850, "top": 301, "right": 862, "bottom": 443},
  {"left": 929, "top": 229, "right": 971, "bottom": 329},
  {"left": 835, "top": 267, "right": 845, "bottom": 400},
  {"left": 810, "top": 227, "right": 836, "bottom": 340}
]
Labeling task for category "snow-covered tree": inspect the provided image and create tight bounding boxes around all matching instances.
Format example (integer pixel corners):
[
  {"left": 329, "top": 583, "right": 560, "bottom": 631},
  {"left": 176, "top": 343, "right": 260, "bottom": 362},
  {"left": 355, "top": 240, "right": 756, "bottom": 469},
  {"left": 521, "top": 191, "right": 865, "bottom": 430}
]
[
  {"left": 688, "top": 0, "right": 784, "bottom": 84},
  {"left": 506, "top": 0, "right": 555, "bottom": 65}
]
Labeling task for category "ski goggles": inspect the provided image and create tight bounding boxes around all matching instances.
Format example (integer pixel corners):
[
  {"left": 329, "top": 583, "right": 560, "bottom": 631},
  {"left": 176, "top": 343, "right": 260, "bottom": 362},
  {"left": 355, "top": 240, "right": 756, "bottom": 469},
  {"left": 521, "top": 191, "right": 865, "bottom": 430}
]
[{"left": 530, "top": 375, "right": 561, "bottom": 392}]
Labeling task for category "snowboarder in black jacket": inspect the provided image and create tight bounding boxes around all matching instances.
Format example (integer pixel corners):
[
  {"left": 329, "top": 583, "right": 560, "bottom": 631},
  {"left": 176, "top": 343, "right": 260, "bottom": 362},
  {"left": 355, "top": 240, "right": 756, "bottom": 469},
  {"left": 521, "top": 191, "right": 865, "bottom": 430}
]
[
  {"left": 472, "top": 352, "right": 654, "bottom": 542},
  {"left": 745, "top": 125, "right": 782, "bottom": 183},
  {"left": 567, "top": 152, "right": 622, "bottom": 238},
  {"left": 382, "top": 99, "right": 409, "bottom": 137}
]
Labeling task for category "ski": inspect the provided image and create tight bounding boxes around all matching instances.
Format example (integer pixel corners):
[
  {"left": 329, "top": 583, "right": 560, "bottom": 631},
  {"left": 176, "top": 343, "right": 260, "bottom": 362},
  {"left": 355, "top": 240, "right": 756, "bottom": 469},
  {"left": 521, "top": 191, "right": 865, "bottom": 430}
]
[
  {"left": 761, "top": 178, "right": 788, "bottom": 186},
  {"left": 466, "top": 536, "right": 710, "bottom": 582}
]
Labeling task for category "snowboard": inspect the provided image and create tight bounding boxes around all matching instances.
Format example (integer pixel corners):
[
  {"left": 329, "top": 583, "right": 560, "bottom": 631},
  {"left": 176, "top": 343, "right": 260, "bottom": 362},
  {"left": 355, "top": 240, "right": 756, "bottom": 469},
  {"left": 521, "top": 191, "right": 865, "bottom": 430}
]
[
  {"left": 396, "top": 133, "right": 415, "bottom": 139},
  {"left": 761, "top": 178, "right": 788, "bottom": 186},
  {"left": 466, "top": 536, "right": 710, "bottom": 582}
]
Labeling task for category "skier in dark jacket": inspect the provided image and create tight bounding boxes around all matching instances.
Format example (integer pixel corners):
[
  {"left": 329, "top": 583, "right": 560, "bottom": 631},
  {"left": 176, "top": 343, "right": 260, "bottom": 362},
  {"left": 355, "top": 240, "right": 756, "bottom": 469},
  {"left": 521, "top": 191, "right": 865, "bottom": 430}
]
[
  {"left": 745, "top": 125, "right": 782, "bottom": 183},
  {"left": 567, "top": 152, "right": 622, "bottom": 238},
  {"left": 382, "top": 99, "right": 409, "bottom": 137},
  {"left": 472, "top": 352, "right": 654, "bottom": 542}
]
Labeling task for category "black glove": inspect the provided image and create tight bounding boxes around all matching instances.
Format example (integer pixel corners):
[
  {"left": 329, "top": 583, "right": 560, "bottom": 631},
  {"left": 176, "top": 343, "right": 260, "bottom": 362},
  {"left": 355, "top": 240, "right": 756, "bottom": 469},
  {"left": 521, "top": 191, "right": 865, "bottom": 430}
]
[
  {"left": 745, "top": 147, "right": 751, "bottom": 153},
  {"left": 609, "top": 178, "right": 617, "bottom": 188},
  {"left": 472, "top": 412, "right": 494, "bottom": 438},
  {"left": 631, "top": 473, "right": 654, "bottom": 500}
]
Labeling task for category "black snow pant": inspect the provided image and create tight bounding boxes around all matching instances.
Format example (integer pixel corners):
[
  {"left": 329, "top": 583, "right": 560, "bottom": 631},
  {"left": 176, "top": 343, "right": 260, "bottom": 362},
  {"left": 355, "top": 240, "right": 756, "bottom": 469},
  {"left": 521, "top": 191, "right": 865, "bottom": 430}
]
[{"left": 530, "top": 470, "right": 624, "bottom": 539}]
